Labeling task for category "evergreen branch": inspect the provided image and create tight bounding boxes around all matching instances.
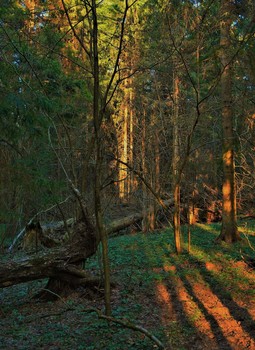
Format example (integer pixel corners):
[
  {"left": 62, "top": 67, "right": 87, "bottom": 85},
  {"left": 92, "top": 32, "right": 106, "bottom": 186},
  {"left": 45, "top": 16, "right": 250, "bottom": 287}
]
[{"left": 61, "top": 0, "right": 92, "bottom": 60}]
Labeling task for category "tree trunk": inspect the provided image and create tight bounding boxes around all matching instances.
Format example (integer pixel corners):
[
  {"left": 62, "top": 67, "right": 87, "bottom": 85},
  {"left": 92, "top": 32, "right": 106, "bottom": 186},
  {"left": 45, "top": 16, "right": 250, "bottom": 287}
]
[
  {"left": 0, "top": 200, "right": 174, "bottom": 291},
  {"left": 217, "top": 0, "right": 240, "bottom": 243},
  {"left": 0, "top": 219, "right": 97, "bottom": 289},
  {"left": 172, "top": 71, "right": 182, "bottom": 254},
  {"left": 92, "top": 0, "right": 111, "bottom": 316}
]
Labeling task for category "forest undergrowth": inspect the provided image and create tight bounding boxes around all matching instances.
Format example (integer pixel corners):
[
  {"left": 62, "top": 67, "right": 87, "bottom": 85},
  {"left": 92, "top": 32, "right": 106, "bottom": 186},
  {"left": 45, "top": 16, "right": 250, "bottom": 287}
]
[{"left": 0, "top": 221, "right": 255, "bottom": 350}]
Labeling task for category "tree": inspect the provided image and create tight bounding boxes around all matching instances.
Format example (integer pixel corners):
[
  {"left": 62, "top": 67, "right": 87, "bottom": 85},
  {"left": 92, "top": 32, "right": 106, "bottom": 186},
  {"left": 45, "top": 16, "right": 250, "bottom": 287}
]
[{"left": 217, "top": 0, "right": 240, "bottom": 243}]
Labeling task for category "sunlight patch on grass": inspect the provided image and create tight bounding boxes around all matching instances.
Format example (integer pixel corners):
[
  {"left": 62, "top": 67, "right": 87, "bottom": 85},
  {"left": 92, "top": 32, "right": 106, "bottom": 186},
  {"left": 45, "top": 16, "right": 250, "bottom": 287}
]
[
  {"left": 187, "top": 277, "right": 255, "bottom": 348},
  {"left": 239, "top": 226, "right": 255, "bottom": 235},
  {"left": 194, "top": 223, "right": 219, "bottom": 235}
]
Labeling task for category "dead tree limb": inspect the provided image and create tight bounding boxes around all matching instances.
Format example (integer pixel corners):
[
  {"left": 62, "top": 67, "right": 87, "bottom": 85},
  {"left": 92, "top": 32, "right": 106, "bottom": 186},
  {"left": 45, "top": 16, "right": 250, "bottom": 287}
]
[
  {"left": 106, "top": 198, "right": 173, "bottom": 235},
  {"left": 1, "top": 199, "right": 173, "bottom": 291},
  {"left": 87, "top": 307, "right": 166, "bottom": 349},
  {"left": 1, "top": 219, "right": 97, "bottom": 289}
]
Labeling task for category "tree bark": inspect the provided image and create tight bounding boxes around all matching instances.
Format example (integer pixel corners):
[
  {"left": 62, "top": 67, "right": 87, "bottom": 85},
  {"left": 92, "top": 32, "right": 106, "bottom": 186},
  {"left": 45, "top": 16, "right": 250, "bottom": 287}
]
[
  {"left": 0, "top": 200, "right": 173, "bottom": 291},
  {"left": 172, "top": 71, "right": 182, "bottom": 254},
  {"left": 217, "top": 0, "right": 240, "bottom": 243},
  {"left": 0, "top": 219, "right": 97, "bottom": 289}
]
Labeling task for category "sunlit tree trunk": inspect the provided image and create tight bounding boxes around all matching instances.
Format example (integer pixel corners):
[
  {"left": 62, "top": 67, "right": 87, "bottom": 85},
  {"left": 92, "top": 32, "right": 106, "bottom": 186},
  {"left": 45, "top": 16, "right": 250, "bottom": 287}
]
[
  {"left": 118, "top": 89, "right": 129, "bottom": 200},
  {"left": 24, "top": 0, "right": 35, "bottom": 33},
  {"left": 128, "top": 88, "right": 134, "bottom": 196},
  {"left": 172, "top": 71, "right": 182, "bottom": 254},
  {"left": 217, "top": 0, "right": 240, "bottom": 243}
]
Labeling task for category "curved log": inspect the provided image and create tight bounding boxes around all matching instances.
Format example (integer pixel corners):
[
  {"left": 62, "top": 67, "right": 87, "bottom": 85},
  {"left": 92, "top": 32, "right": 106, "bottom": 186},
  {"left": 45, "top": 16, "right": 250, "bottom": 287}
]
[
  {"left": 0, "top": 220, "right": 97, "bottom": 289},
  {"left": 0, "top": 199, "right": 173, "bottom": 291}
]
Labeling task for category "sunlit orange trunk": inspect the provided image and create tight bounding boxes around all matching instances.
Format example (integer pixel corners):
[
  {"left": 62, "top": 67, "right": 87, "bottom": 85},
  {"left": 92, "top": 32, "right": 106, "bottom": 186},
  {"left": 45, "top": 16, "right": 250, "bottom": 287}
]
[
  {"left": 172, "top": 73, "right": 182, "bottom": 254},
  {"left": 218, "top": 0, "right": 240, "bottom": 243},
  {"left": 118, "top": 93, "right": 129, "bottom": 200},
  {"left": 118, "top": 81, "right": 135, "bottom": 200},
  {"left": 128, "top": 89, "right": 134, "bottom": 195}
]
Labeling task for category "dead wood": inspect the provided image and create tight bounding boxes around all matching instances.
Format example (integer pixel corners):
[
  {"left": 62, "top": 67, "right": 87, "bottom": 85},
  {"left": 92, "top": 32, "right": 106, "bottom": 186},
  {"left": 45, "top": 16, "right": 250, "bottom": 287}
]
[
  {"left": 106, "top": 198, "right": 173, "bottom": 235},
  {"left": 0, "top": 199, "right": 173, "bottom": 293},
  {"left": 0, "top": 219, "right": 97, "bottom": 289},
  {"left": 87, "top": 308, "right": 166, "bottom": 349}
]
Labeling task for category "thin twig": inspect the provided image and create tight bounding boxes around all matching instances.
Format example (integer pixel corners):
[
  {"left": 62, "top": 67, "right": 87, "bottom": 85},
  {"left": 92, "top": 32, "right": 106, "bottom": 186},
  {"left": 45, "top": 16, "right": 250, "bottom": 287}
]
[{"left": 86, "top": 307, "right": 166, "bottom": 349}]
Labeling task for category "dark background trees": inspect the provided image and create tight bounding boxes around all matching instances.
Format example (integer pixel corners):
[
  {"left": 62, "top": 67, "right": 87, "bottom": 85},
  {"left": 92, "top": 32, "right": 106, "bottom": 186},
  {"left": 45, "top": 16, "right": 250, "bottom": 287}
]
[{"left": 0, "top": 0, "right": 255, "bottom": 259}]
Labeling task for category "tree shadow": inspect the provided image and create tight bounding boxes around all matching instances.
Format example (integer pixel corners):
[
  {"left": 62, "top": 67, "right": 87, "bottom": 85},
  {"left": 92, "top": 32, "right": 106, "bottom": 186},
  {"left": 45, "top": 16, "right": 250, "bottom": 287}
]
[
  {"left": 135, "top": 235, "right": 231, "bottom": 348},
  {"left": 187, "top": 252, "right": 255, "bottom": 339},
  {"left": 122, "top": 229, "right": 255, "bottom": 349},
  {"left": 165, "top": 261, "right": 233, "bottom": 350}
]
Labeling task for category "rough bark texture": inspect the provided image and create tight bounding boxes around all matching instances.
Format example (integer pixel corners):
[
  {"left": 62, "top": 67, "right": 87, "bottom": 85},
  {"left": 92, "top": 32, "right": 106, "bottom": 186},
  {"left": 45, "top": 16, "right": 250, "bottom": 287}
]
[
  {"left": 172, "top": 71, "right": 182, "bottom": 254},
  {"left": 0, "top": 219, "right": 97, "bottom": 289},
  {"left": 217, "top": 0, "right": 240, "bottom": 243},
  {"left": 0, "top": 200, "right": 173, "bottom": 291}
]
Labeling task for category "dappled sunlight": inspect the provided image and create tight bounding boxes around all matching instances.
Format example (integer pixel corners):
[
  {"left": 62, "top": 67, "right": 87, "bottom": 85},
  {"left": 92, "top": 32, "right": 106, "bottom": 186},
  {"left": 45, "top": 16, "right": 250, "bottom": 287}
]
[
  {"left": 154, "top": 255, "right": 255, "bottom": 349},
  {"left": 155, "top": 282, "right": 176, "bottom": 326},
  {"left": 187, "top": 276, "right": 255, "bottom": 349},
  {"left": 174, "top": 279, "right": 214, "bottom": 337},
  {"left": 155, "top": 277, "right": 215, "bottom": 342},
  {"left": 205, "top": 261, "right": 222, "bottom": 273},
  {"left": 239, "top": 226, "right": 255, "bottom": 236},
  {"left": 163, "top": 264, "right": 176, "bottom": 272},
  {"left": 125, "top": 229, "right": 255, "bottom": 349},
  {"left": 190, "top": 246, "right": 255, "bottom": 286},
  {"left": 222, "top": 179, "right": 232, "bottom": 213},
  {"left": 156, "top": 283, "right": 171, "bottom": 304},
  {"left": 195, "top": 223, "right": 219, "bottom": 234},
  {"left": 231, "top": 296, "right": 255, "bottom": 322}
]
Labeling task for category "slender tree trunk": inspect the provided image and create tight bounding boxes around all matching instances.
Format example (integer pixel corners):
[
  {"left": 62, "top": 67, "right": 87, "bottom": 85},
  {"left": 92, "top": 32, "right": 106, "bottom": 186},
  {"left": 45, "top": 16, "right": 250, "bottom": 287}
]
[
  {"left": 172, "top": 72, "right": 182, "bottom": 254},
  {"left": 217, "top": 0, "right": 240, "bottom": 243},
  {"left": 141, "top": 108, "right": 149, "bottom": 232},
  {"left": 118, "top": 88, "right": 129, "bottom": 200},
  {"left": 128, "top": 88, "right": 134, "bottom": 196},
  {"left": 91, "top": 0, "right": 111, "bottom": 315},
  {"left": 151, "top": 129, "right": 160, "bottom": 230}
]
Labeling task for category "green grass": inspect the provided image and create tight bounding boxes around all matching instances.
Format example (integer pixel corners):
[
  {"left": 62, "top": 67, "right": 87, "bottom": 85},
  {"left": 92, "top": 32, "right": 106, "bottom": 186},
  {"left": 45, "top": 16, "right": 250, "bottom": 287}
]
[{"left": 1, "top": 220, "right": 255, "bottom": 349}]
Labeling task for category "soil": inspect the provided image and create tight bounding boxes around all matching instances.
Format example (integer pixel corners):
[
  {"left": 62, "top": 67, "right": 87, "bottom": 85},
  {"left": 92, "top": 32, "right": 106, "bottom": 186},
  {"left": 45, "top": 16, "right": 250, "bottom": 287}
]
[
  {"left": 1, "top": 259, "right": 254, "bottom": 350},
  {"left": 150, "top": 260, "right": 255, "bottom": 350},
  {"left": 1, "top": 227, "right": 255, "bottom": 350}
]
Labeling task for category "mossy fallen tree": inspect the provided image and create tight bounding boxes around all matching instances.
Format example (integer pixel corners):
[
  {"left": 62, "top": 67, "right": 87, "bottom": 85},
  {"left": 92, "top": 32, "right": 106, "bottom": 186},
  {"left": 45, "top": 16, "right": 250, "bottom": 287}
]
[{"left": 0, "top": 199, "right": 173, "bottom": 294}]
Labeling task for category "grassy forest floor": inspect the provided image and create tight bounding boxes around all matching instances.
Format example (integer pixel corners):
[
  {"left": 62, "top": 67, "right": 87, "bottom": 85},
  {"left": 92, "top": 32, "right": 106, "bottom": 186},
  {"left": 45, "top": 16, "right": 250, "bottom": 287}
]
[{"left": 1, "top": 221, "right": 255, "bottom": 350}]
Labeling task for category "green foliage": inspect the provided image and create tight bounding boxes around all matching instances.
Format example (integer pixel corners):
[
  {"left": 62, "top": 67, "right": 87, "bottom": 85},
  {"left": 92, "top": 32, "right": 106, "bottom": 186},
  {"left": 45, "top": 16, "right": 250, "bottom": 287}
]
[{"left": 1, "top": 221, "right": 255, "bottom": 349}]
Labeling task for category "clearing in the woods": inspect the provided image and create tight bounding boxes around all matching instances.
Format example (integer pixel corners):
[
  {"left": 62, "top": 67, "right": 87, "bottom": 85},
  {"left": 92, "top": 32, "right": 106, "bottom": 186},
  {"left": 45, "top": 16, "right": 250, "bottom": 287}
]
[{"left": 0, "top": 221, "right": 255, "bottom": 350}]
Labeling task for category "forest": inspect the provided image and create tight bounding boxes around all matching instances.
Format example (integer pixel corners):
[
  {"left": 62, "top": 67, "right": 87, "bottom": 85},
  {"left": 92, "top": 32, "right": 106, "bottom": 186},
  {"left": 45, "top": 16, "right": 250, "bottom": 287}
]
[{"left": 0, "top": 0, "right": 255, "bottom": 349}]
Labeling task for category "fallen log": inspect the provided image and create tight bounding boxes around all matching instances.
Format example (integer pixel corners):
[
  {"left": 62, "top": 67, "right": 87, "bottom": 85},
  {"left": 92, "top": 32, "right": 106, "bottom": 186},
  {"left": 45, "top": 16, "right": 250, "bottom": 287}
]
[
  {"left": 0, "top": 199, "right": 173, "bottom": 294},
  {"left": 106, "top": 198, "right": 173, "bottom": 235},
  {"left": 0, "top": 219, "right": 97, "bottom": 292}
]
